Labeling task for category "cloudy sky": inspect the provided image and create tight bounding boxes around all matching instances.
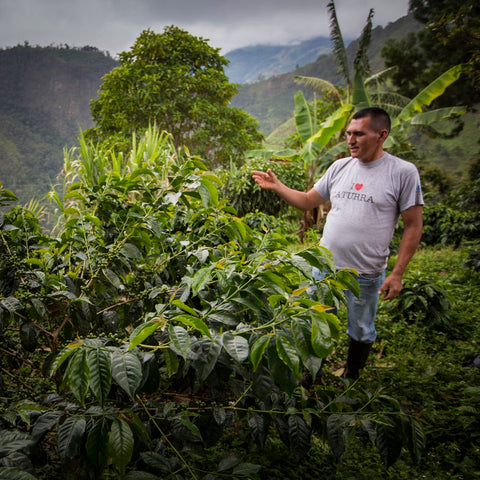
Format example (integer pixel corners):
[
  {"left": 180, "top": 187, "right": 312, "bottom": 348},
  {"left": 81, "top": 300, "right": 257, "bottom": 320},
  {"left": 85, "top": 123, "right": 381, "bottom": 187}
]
[{"left": 0, "top": 0, "right": 410, "bottom": 56}]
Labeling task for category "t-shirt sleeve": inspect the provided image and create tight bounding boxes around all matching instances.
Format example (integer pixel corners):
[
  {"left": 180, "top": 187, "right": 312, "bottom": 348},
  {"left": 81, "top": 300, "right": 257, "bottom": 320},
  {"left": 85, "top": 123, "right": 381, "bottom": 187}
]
[
  {"left": 314, "top": 164, "right": 336, "bottom": 201},
  {"left": 399, "top": 167, "right": 424, "bottom": 212}
]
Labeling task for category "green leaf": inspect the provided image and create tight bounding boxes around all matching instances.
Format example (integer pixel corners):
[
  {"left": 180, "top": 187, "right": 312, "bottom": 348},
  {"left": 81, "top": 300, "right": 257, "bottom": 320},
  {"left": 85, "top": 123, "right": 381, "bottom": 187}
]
[
  {"left": 103, "top": 268, "right": 124, "bottom": 289},
  {"left": 163, "top": 348, "right": 180, "bottom": 375},
  {"left": 409, "top": 106, "right": 466, "bottom": 126},
  {"left": 198, "top": 177, "right": 219, "bottom": 208},
  {"left": 292, "top": 319, "right": 323, "bottom": 378},
  {"left": 87, "top": 348, "right": 112, "bottom": 407},
  {"left": 173, "top": 314, "right": 212, "bottom": 339},
  {"left": 311, "top": 316, "right": 333, "bottom": 358},
  {"left": 50, "top": 343, "right": 80, "bottom": 374},
  {"left": 248, "top": 411, "right": 267, "bottom": 448},
  {"left": 288, "top": 415, "right": 311, "bottom": 460},
  {"left": 308, "top": 104, "right": 354, "bottom": 148},
  {"left": 167, "top": 325, "right": 191, "bottom": 360},
  {"left": 327, "top": 414, "right": 347, "bottom": 459},
  {"left": 171, "top": 299, "right": 198, "bottom": 316},
  {"left": 221, "top": 332, "right": 249, "bottom": 362},
  {"left": 232, "top": 463, "right": 262, "bottom": 475},
  {"left": 111, "top": 350, "right": 142, "bottom": 400},
  {"left": 109, "top": 419, "right": 134, "bottom": 475},
  {"left": 0, "top": 431, "right": 36, "bottom": 457},
  {"left": 294, "top": 91, "right": 315, "bottom": 142},
  {"left": 190, "top": 264, "right": 215, "bottom": 294},
  {"left": 250, "top": 335, "right": 271, "bottom": 371},
  {"left": 129, "top": 319, "right": 165, "bottom": 350},
  {"left": 86, "top": 417, "right": 110, "bottom": 473},
  {"left": 57, "top": 416, "right": 86, "bottom": 463},
  {"left": 0, "top": 297, "right": 23, "bottom": 313},
  {"left": 179, "top": 417, "right": 203, "bottom": 440},
  {"left": 217, "top": 453, "right": 242, "bottom": 472},
  {"left": 276, "top": 335, "right": 300, "bottom": 376},
  {"left": 393, "top": 64, "right": 468, "bottom": 128},
  {"left": 351, "top": 71, "right": 369, "bottom": 108},
  {"left": 64, "top": 348, "right": 90, "bottom": 405},
  {"left": 31, "top": 411, "right": 63, "bottom": 440},
  {"left": 0, "top": 467, "right": 39, "bottom": 480},
  {"left": 374, "top": 418, "right": 403, "bottom": 467}
]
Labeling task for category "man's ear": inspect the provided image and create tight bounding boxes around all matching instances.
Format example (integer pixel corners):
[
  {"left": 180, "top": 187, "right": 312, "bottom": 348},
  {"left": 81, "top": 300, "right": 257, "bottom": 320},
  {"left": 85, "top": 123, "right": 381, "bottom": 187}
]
[{"left": 379, "top": 129, "right": 389, "bottom": 141}]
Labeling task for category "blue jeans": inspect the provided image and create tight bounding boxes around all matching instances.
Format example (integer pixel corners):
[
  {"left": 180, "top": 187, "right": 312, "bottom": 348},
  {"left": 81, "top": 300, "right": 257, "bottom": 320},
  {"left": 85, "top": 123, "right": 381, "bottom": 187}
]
[{"left": 312, "top": 268, "right": 385, "bottom": 343}]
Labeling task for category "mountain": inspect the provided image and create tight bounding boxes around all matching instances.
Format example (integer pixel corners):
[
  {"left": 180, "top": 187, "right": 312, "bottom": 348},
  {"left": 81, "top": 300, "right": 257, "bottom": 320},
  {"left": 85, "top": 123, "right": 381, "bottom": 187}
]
[
  {"left": 0, "top": 45, "right": 118, "bottom": 204},
  {"left": 224, "top": 36, "right": 334, "bottom": 84},
  {"left": 231, "top": 14, "right": 424, "bottom": 136}
]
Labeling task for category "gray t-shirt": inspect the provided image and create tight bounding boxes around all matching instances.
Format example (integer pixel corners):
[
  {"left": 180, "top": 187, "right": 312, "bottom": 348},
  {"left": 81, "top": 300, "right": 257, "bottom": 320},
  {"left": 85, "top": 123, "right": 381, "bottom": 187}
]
[{"left": 314, "top": 152, "right": 423, "bottom": 274}]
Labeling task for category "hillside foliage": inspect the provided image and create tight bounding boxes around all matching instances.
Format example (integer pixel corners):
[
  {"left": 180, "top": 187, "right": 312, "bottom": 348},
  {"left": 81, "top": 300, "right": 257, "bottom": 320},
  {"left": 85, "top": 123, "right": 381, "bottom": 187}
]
[{"left": 0, "top": 45, "right": 118, "bottom": 204}]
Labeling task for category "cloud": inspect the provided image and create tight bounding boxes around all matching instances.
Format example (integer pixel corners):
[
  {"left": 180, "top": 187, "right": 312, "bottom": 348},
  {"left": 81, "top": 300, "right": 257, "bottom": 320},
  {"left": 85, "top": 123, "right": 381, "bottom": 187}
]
[{"left": 0, "top": 0, "right": 410, "bottom": 55}]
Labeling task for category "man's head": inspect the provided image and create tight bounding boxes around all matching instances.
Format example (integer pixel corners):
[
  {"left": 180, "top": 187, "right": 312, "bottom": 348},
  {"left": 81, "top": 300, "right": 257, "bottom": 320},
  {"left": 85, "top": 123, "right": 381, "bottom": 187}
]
[
  {"left": 352, "top": 107, "right": 391, "bottom": 133},
  {"left": 346, "top": 107, "right": 391, "bottom": 163}
]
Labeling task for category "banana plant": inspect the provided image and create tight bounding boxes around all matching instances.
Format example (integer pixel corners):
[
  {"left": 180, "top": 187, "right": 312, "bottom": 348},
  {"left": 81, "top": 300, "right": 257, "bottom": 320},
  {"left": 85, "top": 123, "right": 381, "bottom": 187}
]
[
  {"left": 385, "top": 63, "right": 468, "bottom": 148},
  {"left": 246, "top": 0, "right": 373, "bottom": 179}
]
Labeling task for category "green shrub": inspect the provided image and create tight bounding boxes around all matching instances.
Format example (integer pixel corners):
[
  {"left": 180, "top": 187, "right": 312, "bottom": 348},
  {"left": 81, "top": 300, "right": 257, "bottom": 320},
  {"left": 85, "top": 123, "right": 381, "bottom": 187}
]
[
  {"left": 386, "top": 271, "right": 454, "bottom": 331},
  {"left": 218, "top": 157, "right": 307, "bottom": 217}
]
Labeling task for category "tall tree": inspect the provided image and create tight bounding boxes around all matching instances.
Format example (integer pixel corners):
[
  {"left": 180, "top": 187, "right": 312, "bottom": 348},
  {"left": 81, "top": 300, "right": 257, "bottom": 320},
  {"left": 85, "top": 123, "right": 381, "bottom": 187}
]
[
  {"left": 86, "top": 26, "right": 263, "bottom": 167},
  {"left": 381, "top": 0, "right": 480, "bottom": 108}
]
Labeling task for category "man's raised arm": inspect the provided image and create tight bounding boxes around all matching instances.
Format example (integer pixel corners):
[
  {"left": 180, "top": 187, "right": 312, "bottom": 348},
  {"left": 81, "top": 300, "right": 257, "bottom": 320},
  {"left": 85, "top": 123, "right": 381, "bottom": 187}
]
[{"left": 252, "top": 169, "right": 325, "bottom": 211}]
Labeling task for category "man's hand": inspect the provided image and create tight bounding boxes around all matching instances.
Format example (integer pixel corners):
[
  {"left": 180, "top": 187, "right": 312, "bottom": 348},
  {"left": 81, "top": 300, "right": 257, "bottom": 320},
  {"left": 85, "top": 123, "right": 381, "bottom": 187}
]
[
  {"left": 379, "top": 273, "right": 403, "bottom": 300},
  {"left": 251, "top": 169, "right": 279, "bottom": 190}
]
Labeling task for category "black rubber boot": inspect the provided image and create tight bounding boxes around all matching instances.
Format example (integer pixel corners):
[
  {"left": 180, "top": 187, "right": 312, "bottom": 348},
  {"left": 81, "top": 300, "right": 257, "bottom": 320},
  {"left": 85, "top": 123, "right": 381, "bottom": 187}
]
[{"left": 343, "top": 338, "right": 373, "bottom": 380}]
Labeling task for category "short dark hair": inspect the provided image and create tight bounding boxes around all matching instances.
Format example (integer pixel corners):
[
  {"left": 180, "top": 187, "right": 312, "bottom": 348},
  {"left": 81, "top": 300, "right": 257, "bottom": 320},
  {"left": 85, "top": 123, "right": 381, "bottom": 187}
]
[{"left": 352, "top": 107, "right": 391, "bottom": 133}]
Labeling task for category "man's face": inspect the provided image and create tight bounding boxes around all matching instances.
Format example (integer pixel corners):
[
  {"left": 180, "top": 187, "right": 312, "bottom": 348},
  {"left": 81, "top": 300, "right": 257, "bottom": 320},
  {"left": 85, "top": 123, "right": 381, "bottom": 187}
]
[{"left": 346, "top": 116, "right": 387, "bottom": 163}]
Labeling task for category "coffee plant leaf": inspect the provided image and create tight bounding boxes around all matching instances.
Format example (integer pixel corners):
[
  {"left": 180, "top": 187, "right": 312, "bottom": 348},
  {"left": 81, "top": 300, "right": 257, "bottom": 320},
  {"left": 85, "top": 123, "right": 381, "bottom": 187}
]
[
  {"left": 276, "top": 335, "right": 301, "bottom": 377},
  {"left": 64, "top": 348, "right": 90, "bottom": 406},
  {"left": 288, "top": 414, "right": 311, "bottom": 461},
  {"left": 0, "top": 467, "right": 38, "bottom": 480},
  {"left": 57, "top": 416, "right": 86, "bottom": 464},
  {"left": 173, "top": 314, "right": 212, "bottom": 340},
  {"left": 250, "top": 335, "right": 271, "bottom": 372},
  {"left": 85, "top": 417, "right": 110, "bottom": 474},
  {"left": 128, "top": 318, "right": 166, "bottom": 350},
  {"left": 167, "top": 325, "right": 191, "bottom": 360},
  {"left": 311, "top": 316, "right": 334, "bottom": 358},
  {"left": 108, "top": 418, "right": 134, "bottom": 475},
  {"left": 221, "top": 332, "right": 249, "bottom": 363},
  {"left": 87, "top": 348, "right": 112, "bottom": 407},
  {"left": 111, "top": 350, "right": 142, "bottom": 400}
]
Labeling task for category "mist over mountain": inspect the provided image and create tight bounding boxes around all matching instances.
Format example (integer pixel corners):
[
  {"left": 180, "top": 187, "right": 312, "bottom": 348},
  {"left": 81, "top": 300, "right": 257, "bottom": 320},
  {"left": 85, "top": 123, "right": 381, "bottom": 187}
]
[{"left": 224, "top": 36, "right": 335, "bottom": 84}]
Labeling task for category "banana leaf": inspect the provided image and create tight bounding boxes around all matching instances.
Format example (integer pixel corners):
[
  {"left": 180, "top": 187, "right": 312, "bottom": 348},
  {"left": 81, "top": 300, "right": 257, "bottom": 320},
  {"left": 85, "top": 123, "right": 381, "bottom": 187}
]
[{"left": 392, "top": 64, "right": 468, "bottom": 128}]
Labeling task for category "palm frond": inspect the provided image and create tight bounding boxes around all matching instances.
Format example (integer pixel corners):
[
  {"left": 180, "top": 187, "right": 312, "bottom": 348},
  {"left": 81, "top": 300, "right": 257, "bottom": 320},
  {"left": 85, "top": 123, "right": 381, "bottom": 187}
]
[
  {"left": 365, "top": 67, "right": 397, "bottom": 86},
  {"left": 294, "top": 76, "right": 344, "bottom": 104},
  {"left": 327, "top": 0, "right": 350, "bottom": 85},
  {"left": 369, "top": 92, "right": 410, "bottom": 114},
  {"left": 353, "top": 8, "right": 374, "bottom": 78}
]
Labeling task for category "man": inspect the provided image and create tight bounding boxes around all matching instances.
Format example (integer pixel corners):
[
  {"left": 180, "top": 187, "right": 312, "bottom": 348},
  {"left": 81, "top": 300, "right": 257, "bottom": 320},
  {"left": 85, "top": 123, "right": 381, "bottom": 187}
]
[{"left": 252, "top": 107, "right": 423, "bottom": 379}]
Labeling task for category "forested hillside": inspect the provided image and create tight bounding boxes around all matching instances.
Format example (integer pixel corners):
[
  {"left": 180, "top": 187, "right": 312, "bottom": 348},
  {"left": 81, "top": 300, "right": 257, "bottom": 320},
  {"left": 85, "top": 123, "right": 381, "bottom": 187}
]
[{"left": 0, "top": 45, "right": 118, "bottom": 203}]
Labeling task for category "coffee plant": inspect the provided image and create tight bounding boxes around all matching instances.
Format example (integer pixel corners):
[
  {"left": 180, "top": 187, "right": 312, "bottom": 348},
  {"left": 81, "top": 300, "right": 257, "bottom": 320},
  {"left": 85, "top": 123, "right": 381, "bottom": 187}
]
[{"left": 0, "top": 128, "right": 424, "bottom": 479}]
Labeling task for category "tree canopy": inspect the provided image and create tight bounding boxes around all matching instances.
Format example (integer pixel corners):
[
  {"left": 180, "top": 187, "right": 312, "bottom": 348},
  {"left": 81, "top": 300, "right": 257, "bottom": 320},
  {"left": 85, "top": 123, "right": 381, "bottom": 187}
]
[
  {"left": 87, "top": 26, "right": 264, "bottom": 167},
  {"left": 381, "top": 0, "right": 480, "bottom": 108}
]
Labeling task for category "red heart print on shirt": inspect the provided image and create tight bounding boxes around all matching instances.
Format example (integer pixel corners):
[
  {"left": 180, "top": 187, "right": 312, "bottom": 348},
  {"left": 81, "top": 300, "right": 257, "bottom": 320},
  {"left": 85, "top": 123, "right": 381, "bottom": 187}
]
[{"left": 355, "top": 184, "right": 363, "bottom": 191}]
